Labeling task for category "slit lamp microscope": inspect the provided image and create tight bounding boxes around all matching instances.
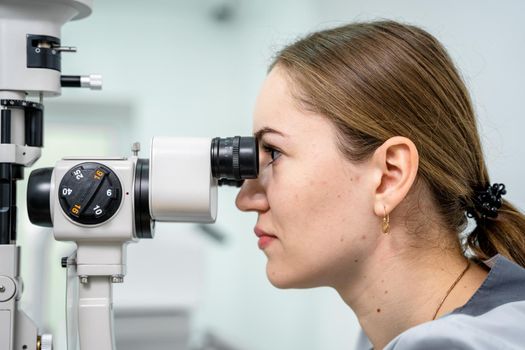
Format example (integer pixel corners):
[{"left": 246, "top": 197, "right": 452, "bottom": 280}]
[{"left": 0, "top": 1, "right": 259, "bottom": 350}]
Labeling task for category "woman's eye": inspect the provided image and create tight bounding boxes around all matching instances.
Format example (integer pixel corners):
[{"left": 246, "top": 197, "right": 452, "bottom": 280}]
[{"left": 262, "top": 144, "right": 282, "bottom": 164}]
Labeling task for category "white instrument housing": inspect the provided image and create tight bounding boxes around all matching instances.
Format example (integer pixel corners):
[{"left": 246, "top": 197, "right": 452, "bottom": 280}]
[{"left": 150, "top": 137, "right": 218, "bottom": 223}]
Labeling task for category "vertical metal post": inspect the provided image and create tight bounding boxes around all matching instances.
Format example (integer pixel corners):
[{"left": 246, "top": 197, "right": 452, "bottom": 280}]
[
  {"left": 0, "top": 164, "right": 15, "bottom": 244},
  {"left": 1, "top": 109, "right": 12, "bottom": 144}
]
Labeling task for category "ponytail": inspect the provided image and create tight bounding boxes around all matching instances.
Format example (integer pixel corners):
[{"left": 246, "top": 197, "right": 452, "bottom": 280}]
[{"left": 467, "top": 199, "right": 525, "bottom": 268}]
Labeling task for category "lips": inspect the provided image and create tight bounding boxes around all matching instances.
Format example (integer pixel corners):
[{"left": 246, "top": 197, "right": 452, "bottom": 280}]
[
  {"left": 254, "top": 227, "right": 278, "bottom": 249},
  {"left": 254, "top": 227, "right": 277, "bottom": 238}
]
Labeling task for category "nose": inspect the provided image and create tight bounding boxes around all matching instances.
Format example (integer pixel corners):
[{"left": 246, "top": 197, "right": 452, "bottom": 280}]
[{"left": 235, "top": 177, "right": 269, "bottom": 213}]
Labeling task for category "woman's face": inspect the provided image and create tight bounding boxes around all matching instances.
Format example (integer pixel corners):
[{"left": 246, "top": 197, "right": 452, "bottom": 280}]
[{"left": 236, "top": 66, "right": 380, "bottom": 289}]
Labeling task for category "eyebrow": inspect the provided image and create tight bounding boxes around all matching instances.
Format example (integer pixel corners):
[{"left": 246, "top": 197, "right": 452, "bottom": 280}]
[{"left": 253, "top": 127, "right": 287, "bottom": 140}]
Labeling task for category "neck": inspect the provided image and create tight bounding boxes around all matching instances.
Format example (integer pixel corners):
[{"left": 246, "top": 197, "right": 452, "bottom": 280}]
[{"left": 334, "top": 239, "right": 488, "bottom": 349}]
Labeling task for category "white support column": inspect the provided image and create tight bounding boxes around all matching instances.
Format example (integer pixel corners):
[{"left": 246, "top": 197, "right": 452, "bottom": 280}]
[
  {"left": 78, "top": 276, "right": 116, "bottom": 350},
  {"left": 0, "top": 245, "right": 19, "bottom": 350}
]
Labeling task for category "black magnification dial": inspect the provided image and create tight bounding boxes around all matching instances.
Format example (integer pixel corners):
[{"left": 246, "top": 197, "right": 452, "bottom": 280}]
[{"left": 59, "top": 162, "right": 123, "bottom": 225}]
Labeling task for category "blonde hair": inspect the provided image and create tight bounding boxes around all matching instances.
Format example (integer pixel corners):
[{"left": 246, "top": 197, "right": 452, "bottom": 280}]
[{"left": 271, "top": 20, "right": 525, "bottom": 267}]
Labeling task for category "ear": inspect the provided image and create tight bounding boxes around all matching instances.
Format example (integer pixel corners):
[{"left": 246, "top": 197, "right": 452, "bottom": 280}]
[{"left": 370, "top": 136, "right": 419, "bottom": 217}]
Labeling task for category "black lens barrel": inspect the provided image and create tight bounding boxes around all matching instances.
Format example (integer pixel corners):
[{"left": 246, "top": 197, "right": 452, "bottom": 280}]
[
  {"left": 27, "top": 167, "right": 53, "bottom": 228},
  {"left": 211, "top": 136, "right": 258, "bottom": 184}
]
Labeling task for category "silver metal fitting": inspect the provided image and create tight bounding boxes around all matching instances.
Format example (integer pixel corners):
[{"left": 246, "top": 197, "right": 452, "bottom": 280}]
[
  {"left": 80, "top": 74, "right": 103, "bottom": 90},
  {"left": 79, "top": 276, "right": 88, "bottom": 284},
  {"left": 111, "top": 276, "right": 124, "bottom": 283},
  {"left": 38, "top": 333, "right": 53, "bottom": 350},
  {"left": 131, "top": 142, "right": 141, "bottom": 156},
  {"left": 52, "top": 46, "right": 77, "bottom": 53},
  {"left": 0, "top": 285, "right": 5, "bottom": 293}
]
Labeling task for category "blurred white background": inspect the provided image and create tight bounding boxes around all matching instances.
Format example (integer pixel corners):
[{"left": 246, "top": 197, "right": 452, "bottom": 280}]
[{"left": 16, "top": 0, "right": 525, "bottom": 349}]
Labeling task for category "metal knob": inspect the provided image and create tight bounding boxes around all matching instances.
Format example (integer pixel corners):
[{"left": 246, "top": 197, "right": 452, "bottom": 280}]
[
  {"left": 52, "top": 46, "right": 77, "bottom": 53},
  {"left": 38, "top": 334, "right": 53, "bottom": 350},
  {"left": 0, "top": 276, "right": 16, "bottom": 302},
  {"left": 80, "top": 74, "right": 103, "bottom": 90},
  {"left": 131, "top": 142, "right": 141, "bottom": 156}
]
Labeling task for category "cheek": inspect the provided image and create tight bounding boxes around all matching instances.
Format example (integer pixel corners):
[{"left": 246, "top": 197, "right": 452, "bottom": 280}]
[
  {"left": 264, "top": 158, "right": 378, "bottom": 285},
  {"left": 268, "top": 159, "right": 373, "bottom": 249},
  {"left": 266, "top": 166, "right": 326, "bottom": 222}
]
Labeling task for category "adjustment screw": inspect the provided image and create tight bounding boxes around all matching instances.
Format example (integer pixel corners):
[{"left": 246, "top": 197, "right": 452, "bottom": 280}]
[
  {"left": 0, "top": 285, "right": 5, "bottom": 293},
  {"left": 80, "top": 74, "right": 103, "bottom": 90},
  {"left": 111, "top": 276, "right": 124, "bottom": 283},
  {"left": 79, "top": 276, "right": 88, "bottom": 284},
  {"left": 131, "top": 142, "right": 140, "bottom": 156},
  {"left": 53, "top": 45, "right": 77, "bottom": 53}
]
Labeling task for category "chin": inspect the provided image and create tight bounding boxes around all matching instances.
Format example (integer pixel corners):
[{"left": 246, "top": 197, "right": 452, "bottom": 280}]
[{"left": 266, "top": 265, "right": 321, "bottom": 289}]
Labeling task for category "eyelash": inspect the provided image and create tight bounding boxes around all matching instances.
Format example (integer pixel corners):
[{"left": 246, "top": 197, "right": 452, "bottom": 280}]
[{"left": 261, "top": 142, "right": 282, "bottom": 165}]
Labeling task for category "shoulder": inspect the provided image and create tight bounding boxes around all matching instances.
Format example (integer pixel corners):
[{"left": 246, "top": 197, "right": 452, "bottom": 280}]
[
  {"left": 385, "top": 300, "right": 525, "bottom": 350},
  {"left": 453, "top": 254, "right": 525, "bottom": 317}
]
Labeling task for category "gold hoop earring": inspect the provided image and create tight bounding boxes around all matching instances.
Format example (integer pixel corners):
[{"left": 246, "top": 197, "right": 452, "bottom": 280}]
[{"left": 382, "top": 206, "right": 390, "bottom": 234}]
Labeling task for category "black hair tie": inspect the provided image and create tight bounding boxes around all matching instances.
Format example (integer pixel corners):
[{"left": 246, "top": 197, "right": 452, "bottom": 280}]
[{"left": 467, "top": 183, "right": 507, "bottom": 221}]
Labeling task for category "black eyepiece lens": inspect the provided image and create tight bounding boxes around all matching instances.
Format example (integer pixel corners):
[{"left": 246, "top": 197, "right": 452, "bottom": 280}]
[{"left": 211, "top": 136, "right": 258, "bottom": 184}]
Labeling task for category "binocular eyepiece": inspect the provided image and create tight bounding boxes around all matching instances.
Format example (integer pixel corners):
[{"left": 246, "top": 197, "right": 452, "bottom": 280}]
[{"left": 211, "top": 136, "right": 259, "bottom": 186}]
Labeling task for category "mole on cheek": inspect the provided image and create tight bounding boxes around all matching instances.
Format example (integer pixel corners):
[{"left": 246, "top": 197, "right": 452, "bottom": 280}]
[
  {"left": 377, "top": 308, "right": 381, "bottom": 313},
  {"left": 354, "top": 259, "right": 359, "bottom": 263}
]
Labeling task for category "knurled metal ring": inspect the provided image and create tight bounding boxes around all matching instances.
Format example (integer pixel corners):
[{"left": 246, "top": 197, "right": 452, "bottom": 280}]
[
  {"left": 0, "top": 99, "right": 43, "bottom": 111},
  {"left": 232, "top": 136, "right": 240, "bottom": 180}
]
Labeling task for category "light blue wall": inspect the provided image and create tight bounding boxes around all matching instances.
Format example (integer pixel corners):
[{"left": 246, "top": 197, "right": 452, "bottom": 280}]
[{"left": 18, "top": 1, "right": 525, "bottom": 350}]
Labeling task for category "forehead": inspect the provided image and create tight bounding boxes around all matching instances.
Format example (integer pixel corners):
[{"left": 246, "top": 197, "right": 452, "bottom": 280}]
[{"left": 253, "top": 67, "right": 334, "bottom": 139}]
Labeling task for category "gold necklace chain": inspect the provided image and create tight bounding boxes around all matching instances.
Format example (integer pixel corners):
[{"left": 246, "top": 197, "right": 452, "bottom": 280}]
[{"left": 432, "top": 260, "right": 471, "bottom": 320}]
